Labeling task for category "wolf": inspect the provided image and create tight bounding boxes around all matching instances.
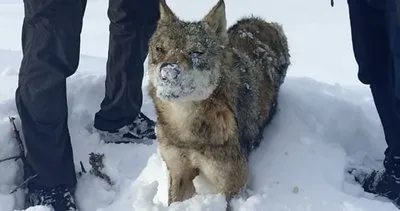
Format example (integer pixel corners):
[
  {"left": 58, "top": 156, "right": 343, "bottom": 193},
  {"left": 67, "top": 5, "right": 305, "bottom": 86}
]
[{"left": 146, "top": 0, "right": 290, "bottom": 206}]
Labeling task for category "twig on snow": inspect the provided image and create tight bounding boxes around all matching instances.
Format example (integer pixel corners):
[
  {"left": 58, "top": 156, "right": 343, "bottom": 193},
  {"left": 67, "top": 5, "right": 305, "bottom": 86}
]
[{"left": 89, "top": 152, "right": 114, "bottom": 186}]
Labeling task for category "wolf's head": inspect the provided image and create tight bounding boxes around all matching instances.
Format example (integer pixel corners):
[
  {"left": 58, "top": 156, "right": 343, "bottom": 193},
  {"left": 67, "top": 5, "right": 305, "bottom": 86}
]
[{"left": 148, "top": 0, "right": 228, "bottom": 102}]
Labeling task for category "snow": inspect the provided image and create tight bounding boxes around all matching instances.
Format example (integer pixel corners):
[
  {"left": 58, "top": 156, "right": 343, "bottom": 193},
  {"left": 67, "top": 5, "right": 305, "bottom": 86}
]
[{"left": 0, "top": 0, "right": 397, "bottom": 210}]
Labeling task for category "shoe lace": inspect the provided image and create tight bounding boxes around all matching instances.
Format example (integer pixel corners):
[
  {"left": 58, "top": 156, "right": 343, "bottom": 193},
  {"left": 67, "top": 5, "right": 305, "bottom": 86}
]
[
  {"left": 129, "top": 112, "right": 155, "bottom": 132},
  {"left": 136, "top": 112, "right": 155, "bottom": 126}
]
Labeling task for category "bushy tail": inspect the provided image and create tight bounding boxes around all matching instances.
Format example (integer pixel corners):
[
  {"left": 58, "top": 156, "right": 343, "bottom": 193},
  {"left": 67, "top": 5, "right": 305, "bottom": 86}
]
[
  {"left": 228, "top": 16, "right": 291, "bottom": 89},
  {"left": 228, "top": 17, "right": 290, "bottom": 157},
  {"left": 269, "top": 22, "right": 290, "bottom": 88}
]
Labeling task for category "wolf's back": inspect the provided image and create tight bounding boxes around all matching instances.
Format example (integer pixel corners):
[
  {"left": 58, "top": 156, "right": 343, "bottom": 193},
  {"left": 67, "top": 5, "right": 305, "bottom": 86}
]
[{"left": 227, "top": 17, "right": 290, "bottom": 156}]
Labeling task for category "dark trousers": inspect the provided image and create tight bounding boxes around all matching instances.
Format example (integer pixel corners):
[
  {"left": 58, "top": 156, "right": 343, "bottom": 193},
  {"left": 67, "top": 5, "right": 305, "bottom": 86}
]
[
  {"left": 347, "top": 0, "right": 400, "bottom": 170},
  {"left": 15, "top": 0, "right": 159, "bottom": 189}
]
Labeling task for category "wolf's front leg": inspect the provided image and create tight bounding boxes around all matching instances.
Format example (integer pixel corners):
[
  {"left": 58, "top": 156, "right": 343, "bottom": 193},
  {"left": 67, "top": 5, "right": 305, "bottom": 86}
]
[
  {"left": 159, "top": 144, "right": 199, "bottom": 205},
  {"left": 196, "top": 149, "right": 248, "bottom": 200},
  {"left": 168, "top": 167, "right": 198, "bottom": 205}
]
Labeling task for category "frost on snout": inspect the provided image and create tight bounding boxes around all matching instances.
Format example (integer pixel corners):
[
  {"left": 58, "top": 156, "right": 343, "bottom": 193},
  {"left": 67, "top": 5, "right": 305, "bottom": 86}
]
[
  {"left": 155, "top": 62, "right": 221, "bottom": 102},
  {"left": 160, "top": 63, "right": 182, "bottom": 82}
]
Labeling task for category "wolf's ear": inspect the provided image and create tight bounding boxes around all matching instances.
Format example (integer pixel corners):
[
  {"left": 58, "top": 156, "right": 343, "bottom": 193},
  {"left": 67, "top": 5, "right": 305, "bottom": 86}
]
[
  {"left": 159, "top": 0, "right": 178, "bottom": 23},
  {"left": 202, "top": 0, "right": 227, "bottom": 37}
]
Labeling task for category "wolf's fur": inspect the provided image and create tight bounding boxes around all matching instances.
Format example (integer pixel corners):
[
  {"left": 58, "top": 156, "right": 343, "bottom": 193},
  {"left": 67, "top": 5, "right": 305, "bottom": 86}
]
[{"left": 147, "top": 0, "right": 290, "bottom": 206}]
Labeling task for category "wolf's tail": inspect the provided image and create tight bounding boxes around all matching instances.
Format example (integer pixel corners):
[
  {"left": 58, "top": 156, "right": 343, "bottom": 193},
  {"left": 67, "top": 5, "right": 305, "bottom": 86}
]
[
  {"left": 268, "top": 22, "right": 291, "bottom": 89},
  {"left": 228, "top": 17, "right": 290, "bottom": 157},
  {"left": 228, "top": 17, "right": 290, "bottom": 89}
]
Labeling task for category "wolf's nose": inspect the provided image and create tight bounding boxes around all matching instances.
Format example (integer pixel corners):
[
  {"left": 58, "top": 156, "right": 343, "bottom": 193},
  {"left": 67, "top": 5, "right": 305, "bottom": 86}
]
[{"left": 160, "top": 63, "right": 181, "bottom": 81}]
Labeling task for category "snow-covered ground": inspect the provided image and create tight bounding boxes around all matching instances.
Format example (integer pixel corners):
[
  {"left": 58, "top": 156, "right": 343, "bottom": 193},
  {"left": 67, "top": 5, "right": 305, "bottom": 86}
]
[{"left": 0, "top": 0, "right": 397, "bottom": 210}]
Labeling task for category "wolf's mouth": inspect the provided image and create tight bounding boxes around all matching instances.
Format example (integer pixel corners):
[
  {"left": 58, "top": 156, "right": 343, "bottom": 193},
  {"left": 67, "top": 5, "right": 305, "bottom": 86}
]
[
  {"left": 156, "top": 75, "right": 196, "bottom": 101},
  {"left": 154, "top": 67, "right": 220, "bottom": 102}
]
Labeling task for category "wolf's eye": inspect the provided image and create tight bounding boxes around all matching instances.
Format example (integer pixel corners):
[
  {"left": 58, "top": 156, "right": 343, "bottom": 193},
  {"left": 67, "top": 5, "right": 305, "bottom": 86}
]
[{"left": 155, "top": 46, "right": 165, "bottom": 54}]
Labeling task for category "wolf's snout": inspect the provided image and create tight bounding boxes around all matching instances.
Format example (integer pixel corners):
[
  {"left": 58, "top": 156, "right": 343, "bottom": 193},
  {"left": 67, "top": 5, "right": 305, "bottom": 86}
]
[{"left": 160, "top": 62, "right": 181, "bottom": 81}]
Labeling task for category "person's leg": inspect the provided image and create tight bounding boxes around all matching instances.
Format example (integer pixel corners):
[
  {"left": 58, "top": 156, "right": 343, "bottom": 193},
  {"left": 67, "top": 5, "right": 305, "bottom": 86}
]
[
  {"left": 377, "top": 0, "right": 400, "bottom": 169},
  {"left": 348, "top": 0, "right": 389, "bottom": 85},
  {"left": 370, "top": 80, "right": 400, "bottom": 171},
  {"left": 16, "top": 0, "right": 86, "bottom": 209},
  {"left": 347, "top": 0, "right": 400, "bottom": 153},
  {"left": 347, "top": 0, "right": 400, "bottom": 206},
  {"left": 93, "top": 0, "right": 159, "bottom": 142},
  {"left": 386, "top": 0, "right": 400, "bottom": 118}
]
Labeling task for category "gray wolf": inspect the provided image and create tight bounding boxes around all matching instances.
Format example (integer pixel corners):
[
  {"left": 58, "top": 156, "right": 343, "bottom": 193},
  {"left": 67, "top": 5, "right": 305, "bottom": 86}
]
[{"left": 147, "top": 0, "right": 290, "bottom": 206}]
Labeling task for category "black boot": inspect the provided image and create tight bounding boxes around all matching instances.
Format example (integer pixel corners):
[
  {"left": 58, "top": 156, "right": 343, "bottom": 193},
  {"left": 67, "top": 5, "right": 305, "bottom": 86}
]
[
  {"left": 349, "top": 159, "right": 400, "bottom": 208},
  {"left": 97, "top": 112, "right": 156, "bottom": 144},
  {"left": 27, "top": 183, "right": 77, "bottom": 211}
]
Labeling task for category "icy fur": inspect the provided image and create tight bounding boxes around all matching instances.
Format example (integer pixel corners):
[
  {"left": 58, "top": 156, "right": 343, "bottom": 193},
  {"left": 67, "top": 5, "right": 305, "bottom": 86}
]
[{"left": 156, "top": 67, "right": 220, "bottom": 102}]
